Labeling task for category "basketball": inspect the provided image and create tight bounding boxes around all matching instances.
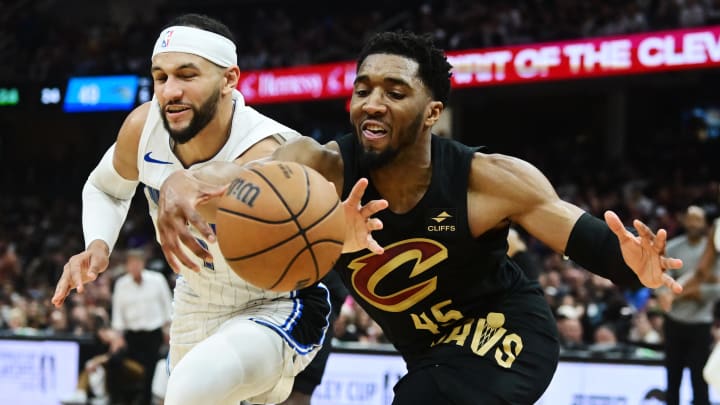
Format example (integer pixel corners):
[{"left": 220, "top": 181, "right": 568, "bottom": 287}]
[{"left": 215, "top": 161, "right": 345, "bottom": 292}]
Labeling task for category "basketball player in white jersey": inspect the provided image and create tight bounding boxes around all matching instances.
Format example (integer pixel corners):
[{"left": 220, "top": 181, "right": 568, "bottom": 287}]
[{"left": 51, "top": 14, "right": 387, "bottom": 405}]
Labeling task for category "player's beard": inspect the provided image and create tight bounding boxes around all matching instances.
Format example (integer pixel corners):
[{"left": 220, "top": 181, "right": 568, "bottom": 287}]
[
  {"left": 356, "top": 113, "right": 424, "bottom": 170},
  {"left": 161, "top": 89, "right": 221, "bottom": 145}
]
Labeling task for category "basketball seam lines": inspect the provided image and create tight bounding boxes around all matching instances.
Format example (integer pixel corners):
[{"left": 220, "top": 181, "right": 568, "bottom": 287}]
[
  {"left": 224, "top": 165, "right": 342, "bottom": 289},
  {"left": 216, "top": 207, "right": 296, "bottom": 224},
  {"left": 222, "top": 199, "right": 344, "bottom": 261},
  {"left": 250, "top": 164, "right": 320, "bottom": 285}
]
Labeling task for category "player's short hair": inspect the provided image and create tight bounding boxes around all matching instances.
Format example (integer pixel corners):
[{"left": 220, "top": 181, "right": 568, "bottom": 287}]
[
  {"left": 163, "top": 13, "right": 236, "bottom": 45},
  {"left": 357, "top": 31, "right": 452, "bottom": 104}
]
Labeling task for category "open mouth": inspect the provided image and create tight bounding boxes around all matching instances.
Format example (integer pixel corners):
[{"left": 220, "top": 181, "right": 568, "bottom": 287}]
[
  {"left": 361, "top": 121, "right": 388, "bottom": 139},
  {"left": 165, "top": 105, "right": 191, "bottom": 119}
]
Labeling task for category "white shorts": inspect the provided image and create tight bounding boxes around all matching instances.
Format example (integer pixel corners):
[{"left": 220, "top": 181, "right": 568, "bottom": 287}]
[{"left": 165, "top": 280, "right": 330, "bottom": 404}]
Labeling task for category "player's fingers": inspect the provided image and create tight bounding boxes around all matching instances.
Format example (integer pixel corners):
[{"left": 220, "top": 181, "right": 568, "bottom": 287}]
[
  {"left": 177, "top": 227, "right": 211, "bottom": 263},
  {"left": 167, "top": 231, "right": 202, "bottom": 271},
  {"left": 664, "top": 273, "right": 683, "bottom": 294},
  {"left": 361, "top": 199, "right": 389, "bottom": 217},
  {"left": 160, "top": 243, "right": 183, "bottom": 274},
  {"left": 632, "top": 219, "right": 655, "bottom": 241},
  {"left": 639, "top": 231, "right": 655, "bottom": 252},
  {"left": 187, "top": 209, "right": 216, "bottom": 243},
  {"left": 367, "top": 235, "right": 384, "bottom": 255},
  {"left": 174, "top": 243, "right": 201, "bottom": 272},
  {"left": 197, "top": 184, "right": 229, "bottom": 203},
  {"left": 654, "top": 229, "right": 667, "bottom": 253},
  {"left": 68, "top": 261, "right": 85, "bottom": 294},
  {"left": 158, "top": 216, "right": 183, "bottom": 245},
  {"left": 52, "top": 287, "right": 70, "bottom": 307},
  {"left": 604, "top": 211, "right": 635, "bottom": 241},
  {"left": 345, "top": 178, "right": 369, "bottom": 207},
  {"left": 52, "top": 273, "right": 71, "bottom": 307},
  {"left": 367, "top": 218, "right": 384, "bottom": 231},
  {"left": 87, "top": 256, "right": 104, "bottom": 281},
  {"left": 661, "top": 256, "right": 683, "bottom": 270}
]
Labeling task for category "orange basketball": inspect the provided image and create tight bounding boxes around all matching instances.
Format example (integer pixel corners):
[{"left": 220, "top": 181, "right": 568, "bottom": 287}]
[{"left": 215, "top": 161, "right": 345, "bottom": 292}]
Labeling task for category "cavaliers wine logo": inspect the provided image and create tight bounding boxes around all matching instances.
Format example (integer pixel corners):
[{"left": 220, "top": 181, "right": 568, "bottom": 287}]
[{"left": 349, "top": 238, "right": 447, "bottom": 312}]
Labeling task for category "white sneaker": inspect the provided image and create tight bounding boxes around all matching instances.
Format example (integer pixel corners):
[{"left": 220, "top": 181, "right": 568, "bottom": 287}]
[
  {"left": 89, "top": 396, "right": 109, "bottom": 405},
  {"left": 88, "top": 367, "right": 106, "bottom": 398},
  {"left": 59, "top": 389, "right": 87, "bottom": 405}
]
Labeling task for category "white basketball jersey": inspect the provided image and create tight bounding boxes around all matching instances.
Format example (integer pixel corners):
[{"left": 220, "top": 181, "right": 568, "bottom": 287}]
[{"left": 137, "top": 90, "right": 300, "bottom": 307}]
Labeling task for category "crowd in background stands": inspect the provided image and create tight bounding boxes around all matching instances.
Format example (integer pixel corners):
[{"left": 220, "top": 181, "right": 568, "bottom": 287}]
[{"left": 4, "top": 0, "right": 720, "bottom": 83}]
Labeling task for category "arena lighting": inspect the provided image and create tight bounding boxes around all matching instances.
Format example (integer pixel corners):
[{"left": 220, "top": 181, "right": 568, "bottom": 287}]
[
  {"left": 63, "top": 75, "right": 139, "bottom": 113},
  {"left": 237, "top": 25, "right": 720, "bottom": 104},
  {"left": 40, "top": 87, "right": 61, "bottom": 105},
  {"left": 0, "top": 87, "right": 19, "bottom": 106}
]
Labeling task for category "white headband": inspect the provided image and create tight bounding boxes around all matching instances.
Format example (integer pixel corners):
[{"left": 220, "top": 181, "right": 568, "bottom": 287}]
[{"left": 152, "top": 26, "right": 237, "bottom": 67}]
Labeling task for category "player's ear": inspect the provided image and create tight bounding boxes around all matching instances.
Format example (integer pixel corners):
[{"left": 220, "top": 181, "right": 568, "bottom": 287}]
[
  {"left": 425, "top": 101, "right": 443, "bottom": 126},
  {"left": 223, "top": 66, "right": 241, "bottom": 93}
]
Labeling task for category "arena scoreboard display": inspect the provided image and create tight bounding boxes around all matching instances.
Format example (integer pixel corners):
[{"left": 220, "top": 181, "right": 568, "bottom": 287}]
[
  {"left": 1, "top": 25, "right": 719, "bottom": 112},
  {"left": 0, "top": 76, "right": 152, "bottom": 112}
]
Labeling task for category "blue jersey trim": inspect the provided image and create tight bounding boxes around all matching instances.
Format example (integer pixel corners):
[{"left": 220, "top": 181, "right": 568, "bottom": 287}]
[
  {"left": 146, "top": 185, "right": 160, "bottom": 205},
  {"left": 251, "top": 283, "right": 331, "bottom": 355}
]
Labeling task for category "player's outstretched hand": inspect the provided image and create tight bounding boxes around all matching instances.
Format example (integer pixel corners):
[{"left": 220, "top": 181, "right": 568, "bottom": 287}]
[
  {"left": 157, "top": 170, "right": 227, "bottom": 273},
  {"left": 604, "top": 210, "right": 684, "bottom": 293},
  {"left": 341, "top": 178, "right": 388, "bottom": 254},
  {"left": 52, "top": 240, "right": 110, "bottom": 307}
]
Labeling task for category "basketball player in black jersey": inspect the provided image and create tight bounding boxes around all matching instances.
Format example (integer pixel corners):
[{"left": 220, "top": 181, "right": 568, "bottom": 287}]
[{"left": 156, "top": 31, "right": 684, "bottom": 404}]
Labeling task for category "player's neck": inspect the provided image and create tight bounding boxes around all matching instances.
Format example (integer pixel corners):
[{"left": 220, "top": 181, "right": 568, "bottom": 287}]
[
  {"left": 174, "top": 98, "right": 235, "bottom": 167},
  {"left": 370, "top": 133, "right": 432, "bottom": 214}
]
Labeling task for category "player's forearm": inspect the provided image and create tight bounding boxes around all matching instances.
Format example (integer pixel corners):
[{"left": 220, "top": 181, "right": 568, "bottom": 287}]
[
  {"left": 189, "top": 160, "right": 261, "bottom": 185},
  {"left": 174, "top": 162, "right": 248, "bottom": 222},
  {"left": 82, "top": 179, "right": 133, "bottom": 253},
  {"left": 564, "top": 213, "right": 643, "bottom": 289},
  {"left": 82, "top": 144, "right": 139, "bottom": 252}
]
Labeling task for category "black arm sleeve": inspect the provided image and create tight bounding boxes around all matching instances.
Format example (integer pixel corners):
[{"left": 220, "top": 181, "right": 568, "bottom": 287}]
[{"left": 565, "top": 212, "right": 643, "bottom": 290}]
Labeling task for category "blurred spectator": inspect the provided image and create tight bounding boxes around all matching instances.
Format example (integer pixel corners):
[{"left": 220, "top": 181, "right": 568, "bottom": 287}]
[
  {"left": 647, "top": 308, "right": 665, "bottom": 338},
  {"left": 661, "top": 205, "right": 720, "bottom": 405},
  {"left": 46, "top": 307, "right": 70, "bottom": 334},
  {"left": 557, "top": 315, "right": 585, "bottom": 349},
  {"left": 580, "top": 274, "right": 631, "bottom": 344},
  {"left": 333, "top": 298, "right": 360, "bottom": 342},
  {"left": 333, "top": 296, "right": 387, "bottom": 344},
  {"left": 679, "top": 0, "right": 707, "bottom": 27},
  {"left": 61, "top": 323, "right": 145, "bottom": 405},
  {"left": 353, "top": 299, "right": 387, "bottom": 344},
  {"left": 629, "top": 311, "right": 663, "bottom": 345},
  {"left": 111, "top": 248, "right": 172, "bottom": 405},
  {"left": 0, "top": 238, "right": 20, "bottom": 287},
  {"left": 593, "top": 323, "right": 619, "bottom": 346}
]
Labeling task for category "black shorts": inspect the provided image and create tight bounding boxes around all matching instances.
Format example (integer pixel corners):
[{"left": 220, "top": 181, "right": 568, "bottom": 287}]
[{"left": 393, "top": 285, "right": 559, "bottom": 405}]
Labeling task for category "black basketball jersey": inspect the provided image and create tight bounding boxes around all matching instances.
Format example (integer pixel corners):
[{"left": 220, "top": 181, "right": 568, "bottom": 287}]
[{"left": 335, "top": 133, "right": 536, "bottom": 363}]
